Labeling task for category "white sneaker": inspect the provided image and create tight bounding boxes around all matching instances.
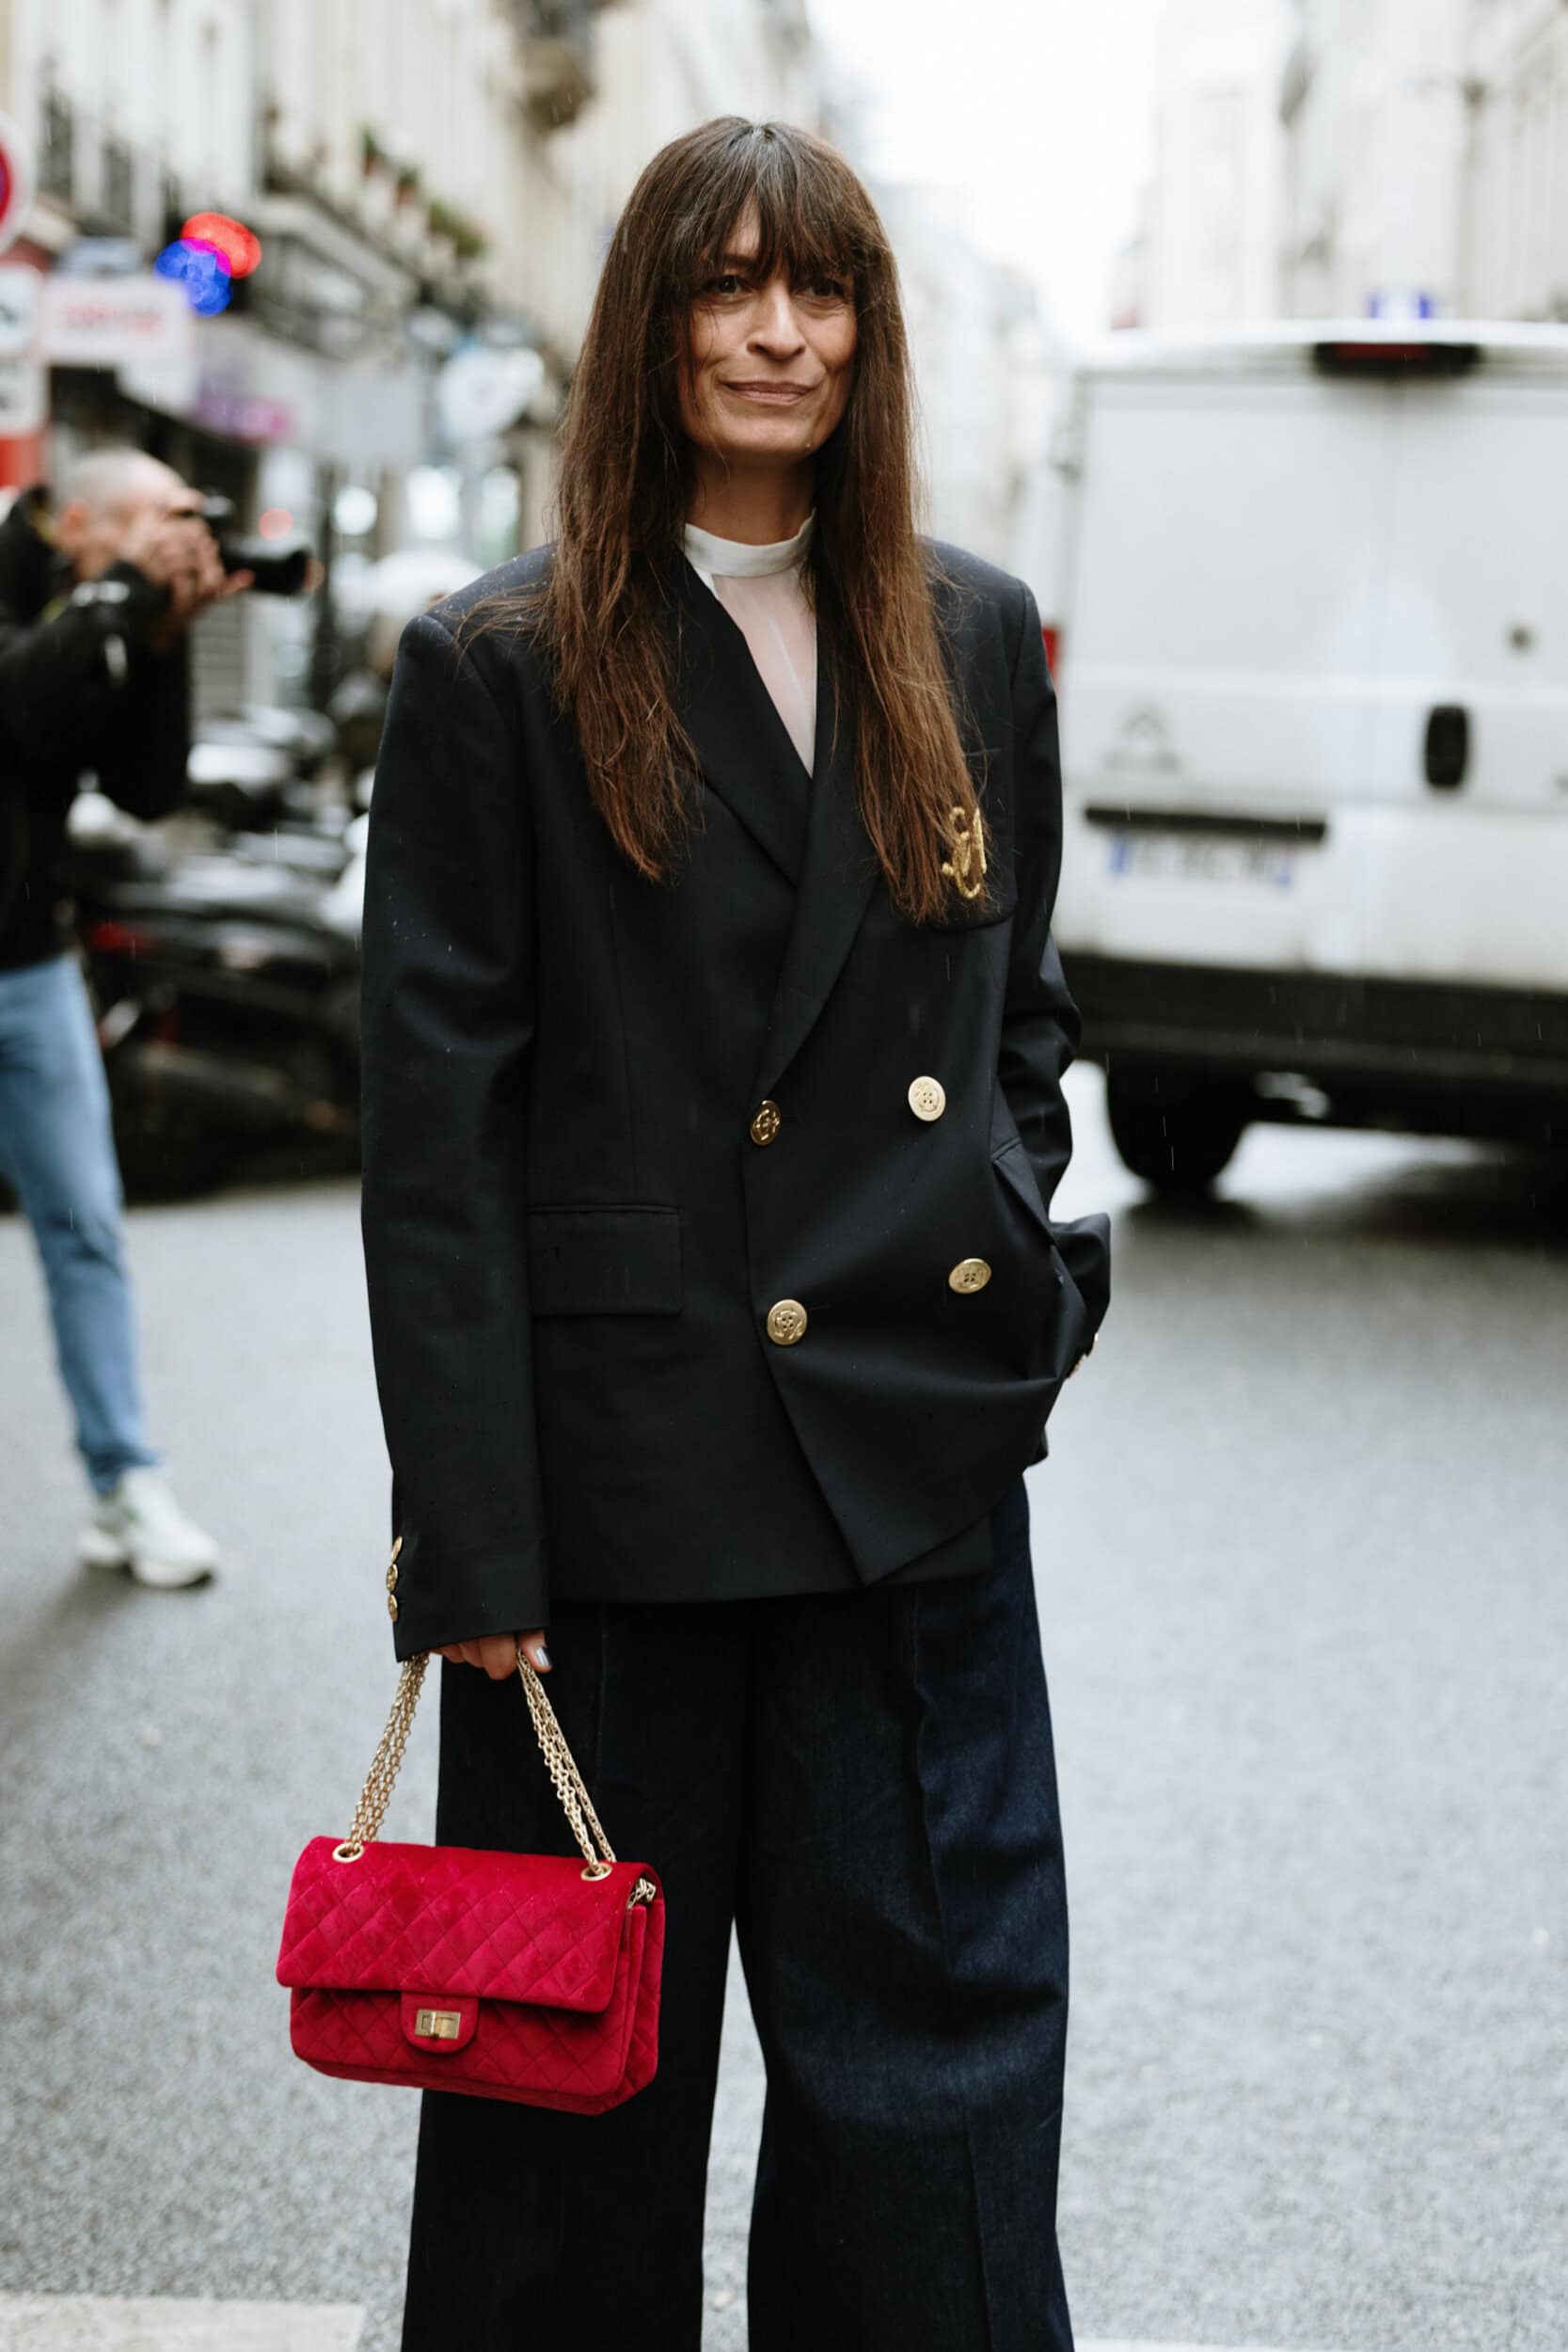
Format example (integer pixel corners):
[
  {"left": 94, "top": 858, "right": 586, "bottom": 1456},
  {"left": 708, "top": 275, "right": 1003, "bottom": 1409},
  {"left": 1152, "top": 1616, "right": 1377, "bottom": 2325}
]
[{"left": 80, "top": 1467, "right": 222, "bottom": 1590}]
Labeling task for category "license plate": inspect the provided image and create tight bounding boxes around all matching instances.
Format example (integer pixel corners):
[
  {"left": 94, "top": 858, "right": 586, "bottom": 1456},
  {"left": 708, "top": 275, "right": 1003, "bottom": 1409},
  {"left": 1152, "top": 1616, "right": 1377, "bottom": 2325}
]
[{"left": 1106, "top": 830, "right": 1301, "bottom": 890}]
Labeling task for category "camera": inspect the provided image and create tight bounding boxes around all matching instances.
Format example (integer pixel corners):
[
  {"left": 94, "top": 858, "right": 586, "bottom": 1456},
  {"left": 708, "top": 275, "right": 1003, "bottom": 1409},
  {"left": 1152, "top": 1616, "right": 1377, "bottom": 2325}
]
[{"left": 195, "top": 492, "right": 313, "bottom": 598}]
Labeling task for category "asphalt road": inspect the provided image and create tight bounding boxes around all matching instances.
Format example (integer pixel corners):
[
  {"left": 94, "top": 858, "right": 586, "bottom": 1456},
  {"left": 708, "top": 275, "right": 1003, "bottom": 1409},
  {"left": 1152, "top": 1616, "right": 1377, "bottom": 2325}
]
[{"left": 2, "top": 1068, "right": 1565, "bottom": 2352}]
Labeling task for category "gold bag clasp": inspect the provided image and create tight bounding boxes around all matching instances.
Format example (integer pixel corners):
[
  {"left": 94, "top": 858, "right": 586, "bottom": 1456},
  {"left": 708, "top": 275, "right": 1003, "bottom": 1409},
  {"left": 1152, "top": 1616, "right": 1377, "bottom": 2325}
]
[{"left": 414, "top": 2007, "right": 463, "bottom": 2041}]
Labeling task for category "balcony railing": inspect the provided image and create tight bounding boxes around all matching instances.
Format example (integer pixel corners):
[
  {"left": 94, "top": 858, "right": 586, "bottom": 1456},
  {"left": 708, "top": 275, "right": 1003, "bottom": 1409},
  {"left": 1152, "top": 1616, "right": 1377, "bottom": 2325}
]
[
  {"left": 100, "top": 133, "right": 135, "bottom": 230},
  {"left": 514, "top": 0, "right": 596, "bottom": 133},
  {"left": 40, "top": 87, "right": 75, "bottom": 206}
]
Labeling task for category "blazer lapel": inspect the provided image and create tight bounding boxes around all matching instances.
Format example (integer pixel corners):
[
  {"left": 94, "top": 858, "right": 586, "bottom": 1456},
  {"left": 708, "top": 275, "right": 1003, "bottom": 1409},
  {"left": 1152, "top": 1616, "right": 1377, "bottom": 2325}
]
[
  {"left": 752, "top": 644, "right": 879, "bottom": 1101},
  {"left": 673, "top": 564, "right": 810, "bottom": 884}
]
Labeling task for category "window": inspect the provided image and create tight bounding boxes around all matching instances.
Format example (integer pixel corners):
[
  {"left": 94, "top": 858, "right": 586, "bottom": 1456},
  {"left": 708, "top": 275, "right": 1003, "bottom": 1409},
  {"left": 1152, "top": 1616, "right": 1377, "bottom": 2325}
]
[{"left": 40, "top": 81, "right": 75, "bottom": 205}]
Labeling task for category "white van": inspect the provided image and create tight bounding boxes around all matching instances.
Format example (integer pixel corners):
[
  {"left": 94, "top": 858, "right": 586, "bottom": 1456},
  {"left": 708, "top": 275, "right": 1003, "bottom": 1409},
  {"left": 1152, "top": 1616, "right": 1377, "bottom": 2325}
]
[{"left": 1034, "top": 322, "right": 1568, "bottom": 1191}]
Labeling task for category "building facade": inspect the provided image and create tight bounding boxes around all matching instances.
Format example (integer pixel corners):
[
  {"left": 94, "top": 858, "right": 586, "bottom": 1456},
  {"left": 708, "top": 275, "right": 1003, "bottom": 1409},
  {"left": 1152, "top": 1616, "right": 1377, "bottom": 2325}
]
[
  {"left": 1142, "top": 0, "right": 1296, "bottom": 327},
  {"left": 6, "top": 0, "right": 292, "bottom": 707},
  {"left": 0, "top": 0, "right": 832, "bottom": 708},
  {"left": 1127, "top": 0, "right": 1568, "bottom": 330},
  {"left": 872, "top": 180, "right": 1060, "bottom": 568},
  {"left": 1279, "top": 0, "right": 1471, "bottom": 319},
  {"left": 574, "top": 0, "right": 821, "bottom": 211},
  {"left": 1280, "top": 0, "right": 1568, "bottom": 322},
  {"left": 1460, "top": 0, "right": 1568, "bottom": 320},
  {"left": 0, "top": 0, "right": 1045, "bottom": 691}
]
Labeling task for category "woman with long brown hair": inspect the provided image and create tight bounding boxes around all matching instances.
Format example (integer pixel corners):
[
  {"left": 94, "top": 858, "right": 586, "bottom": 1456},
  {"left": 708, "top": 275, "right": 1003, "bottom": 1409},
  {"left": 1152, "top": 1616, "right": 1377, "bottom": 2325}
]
[{"left": 362, "top": 116, "right": 1109, "bottom": 2351}]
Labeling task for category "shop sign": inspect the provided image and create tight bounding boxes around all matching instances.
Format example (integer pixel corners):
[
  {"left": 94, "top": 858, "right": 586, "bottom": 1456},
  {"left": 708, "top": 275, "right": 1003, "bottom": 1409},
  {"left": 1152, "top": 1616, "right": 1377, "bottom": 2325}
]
[
  {"left": 191, "top": 373, "right": 297, "bottom": 443},
  {"left": 40, "top": 274, "right": 190, "bottom": 365}
]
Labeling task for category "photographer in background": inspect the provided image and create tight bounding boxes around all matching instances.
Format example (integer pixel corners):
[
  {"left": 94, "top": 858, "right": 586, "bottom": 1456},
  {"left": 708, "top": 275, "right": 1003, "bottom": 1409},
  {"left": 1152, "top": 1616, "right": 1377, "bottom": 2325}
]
[{"left": 0, "top": 448, "right": 250, "bottom": 1590}]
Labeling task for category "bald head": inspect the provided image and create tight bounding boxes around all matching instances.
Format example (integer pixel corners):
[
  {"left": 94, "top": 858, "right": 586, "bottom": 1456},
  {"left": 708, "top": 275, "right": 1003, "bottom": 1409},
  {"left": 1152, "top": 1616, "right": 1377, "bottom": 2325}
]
[
  {"left": 59, "top": 447, "right": 182, "bottom": 519},
  {"left": 55, "top": 447, "right": 198, "bottom": 582}
]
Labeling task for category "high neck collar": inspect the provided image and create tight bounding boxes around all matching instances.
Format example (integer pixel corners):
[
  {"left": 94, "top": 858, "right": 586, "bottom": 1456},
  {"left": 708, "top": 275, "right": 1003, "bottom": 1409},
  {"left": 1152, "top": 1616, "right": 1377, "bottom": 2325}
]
[{"left": 682, "top": 512, "right": 815, "bottom": 580}]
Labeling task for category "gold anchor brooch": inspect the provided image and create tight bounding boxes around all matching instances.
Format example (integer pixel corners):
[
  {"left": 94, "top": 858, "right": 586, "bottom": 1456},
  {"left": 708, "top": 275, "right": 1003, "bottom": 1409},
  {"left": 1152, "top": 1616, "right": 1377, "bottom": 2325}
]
[{"left": 941, "top": 803, "right": 988, "bottom": 903}]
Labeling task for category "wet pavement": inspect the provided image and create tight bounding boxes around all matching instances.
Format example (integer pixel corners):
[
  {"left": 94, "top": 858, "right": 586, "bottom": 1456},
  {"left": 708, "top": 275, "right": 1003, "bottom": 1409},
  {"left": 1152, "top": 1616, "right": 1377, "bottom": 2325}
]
[{"left": 2, "top": 1068, "right": 1565, "bottom": 2352}]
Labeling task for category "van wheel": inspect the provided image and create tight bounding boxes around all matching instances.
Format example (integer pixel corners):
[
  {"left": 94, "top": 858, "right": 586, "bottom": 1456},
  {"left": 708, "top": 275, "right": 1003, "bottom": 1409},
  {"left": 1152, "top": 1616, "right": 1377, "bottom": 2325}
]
[{"left": 1106, "top": 1073, "right": 1246, "bottom": 1195}]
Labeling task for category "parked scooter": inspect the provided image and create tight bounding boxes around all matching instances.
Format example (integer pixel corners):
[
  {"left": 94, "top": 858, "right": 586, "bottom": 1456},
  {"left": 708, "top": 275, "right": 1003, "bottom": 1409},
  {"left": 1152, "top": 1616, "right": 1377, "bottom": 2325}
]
[
  {"left": 67, "top": 770, "right": 362, "bottom": 1198},
  {"left": 185, "top": 703, "right": 348, "bottom": 874}
]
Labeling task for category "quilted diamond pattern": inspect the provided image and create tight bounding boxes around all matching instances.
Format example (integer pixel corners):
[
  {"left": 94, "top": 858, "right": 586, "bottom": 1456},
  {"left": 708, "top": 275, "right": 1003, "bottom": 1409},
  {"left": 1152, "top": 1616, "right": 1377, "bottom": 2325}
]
[
  {"left": 277, "top": 1836, "right": 663, "bottom": 2113},
  {"left": 277, "top": 1838, "right": 647, "bottom": 2010}
]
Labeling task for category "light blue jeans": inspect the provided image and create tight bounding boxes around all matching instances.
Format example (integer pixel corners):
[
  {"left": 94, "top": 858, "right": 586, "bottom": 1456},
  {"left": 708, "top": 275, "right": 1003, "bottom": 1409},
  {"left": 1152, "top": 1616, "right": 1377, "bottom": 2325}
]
[{"left": 0, "top": 952, "right": 159, "bottom": 1494}]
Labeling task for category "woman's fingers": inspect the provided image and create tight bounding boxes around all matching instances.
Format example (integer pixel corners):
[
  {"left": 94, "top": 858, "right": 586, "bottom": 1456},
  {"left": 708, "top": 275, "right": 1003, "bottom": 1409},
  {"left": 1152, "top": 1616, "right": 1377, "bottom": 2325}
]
[{"left": 436, "top": 1633, "right": 551, "bottom": 1676}]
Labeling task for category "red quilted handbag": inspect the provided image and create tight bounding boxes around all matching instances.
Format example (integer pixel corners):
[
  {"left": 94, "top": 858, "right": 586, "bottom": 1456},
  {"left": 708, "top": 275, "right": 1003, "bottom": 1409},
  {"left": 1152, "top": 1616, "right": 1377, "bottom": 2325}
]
[{"left": 276, "top": 1648, "right": 663, "bottom": 2112}]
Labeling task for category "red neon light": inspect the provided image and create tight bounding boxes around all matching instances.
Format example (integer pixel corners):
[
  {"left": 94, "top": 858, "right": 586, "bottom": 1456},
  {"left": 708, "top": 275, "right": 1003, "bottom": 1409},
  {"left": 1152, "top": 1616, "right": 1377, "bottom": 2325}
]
[{"left": 182, "top": 212, "right": 262, "bottom": 278}]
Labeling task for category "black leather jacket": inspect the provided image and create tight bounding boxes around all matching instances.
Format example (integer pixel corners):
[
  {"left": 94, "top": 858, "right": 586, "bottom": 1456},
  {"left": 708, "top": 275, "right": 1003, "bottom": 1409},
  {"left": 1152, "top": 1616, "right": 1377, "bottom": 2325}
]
[{"left": 0, "top": 485, "right": 190, "bottom": 969}]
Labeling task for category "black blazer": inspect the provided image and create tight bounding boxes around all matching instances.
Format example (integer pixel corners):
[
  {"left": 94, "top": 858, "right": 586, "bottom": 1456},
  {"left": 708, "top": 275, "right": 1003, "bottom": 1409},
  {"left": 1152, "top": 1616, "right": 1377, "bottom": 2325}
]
[{"left": 361, "top": 541, "right": 1110, "bottom": 1657}]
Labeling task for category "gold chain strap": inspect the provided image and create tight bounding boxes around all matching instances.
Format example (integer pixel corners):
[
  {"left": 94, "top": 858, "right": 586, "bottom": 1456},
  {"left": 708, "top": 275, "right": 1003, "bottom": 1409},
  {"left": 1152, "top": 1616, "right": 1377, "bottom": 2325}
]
[
  {"left": 515, "top": 1653, "right": 615, "bottom": 1873},
  {"left": 332, "top": 1647, "right": 616, "bottom": 1878},
  {"left": 336, "top": 1653, "right": 429, "bottom": 1857}
]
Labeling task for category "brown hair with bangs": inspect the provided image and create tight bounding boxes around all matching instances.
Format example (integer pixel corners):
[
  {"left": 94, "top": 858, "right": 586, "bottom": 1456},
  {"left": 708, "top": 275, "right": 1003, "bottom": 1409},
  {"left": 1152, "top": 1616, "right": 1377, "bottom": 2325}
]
[{"left": 510, "top": 116, "right": 987, "bottom": 922}]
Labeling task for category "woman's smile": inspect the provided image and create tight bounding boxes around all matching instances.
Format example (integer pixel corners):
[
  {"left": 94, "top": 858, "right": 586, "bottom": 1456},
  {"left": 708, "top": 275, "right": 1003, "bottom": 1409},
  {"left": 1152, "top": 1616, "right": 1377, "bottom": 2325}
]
[{"left": 723, "top": 379, "right": 816, "bottom": 403}]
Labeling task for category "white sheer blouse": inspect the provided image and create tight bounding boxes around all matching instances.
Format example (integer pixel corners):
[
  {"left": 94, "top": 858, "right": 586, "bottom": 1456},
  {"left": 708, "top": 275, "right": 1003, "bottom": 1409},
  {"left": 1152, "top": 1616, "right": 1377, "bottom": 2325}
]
[{"left": 682, "top": 514, "right": 817, "bottom": 776}]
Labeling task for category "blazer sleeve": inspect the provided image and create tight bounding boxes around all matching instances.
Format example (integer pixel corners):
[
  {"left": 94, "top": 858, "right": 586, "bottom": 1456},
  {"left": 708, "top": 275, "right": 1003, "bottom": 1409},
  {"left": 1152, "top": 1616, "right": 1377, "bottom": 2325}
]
[
  {"left": 359, "top": 610, "right": 546, "bottom": 1655},
  {"left": 998, "top": 581, "right": 1112, "bottom": 1346}
]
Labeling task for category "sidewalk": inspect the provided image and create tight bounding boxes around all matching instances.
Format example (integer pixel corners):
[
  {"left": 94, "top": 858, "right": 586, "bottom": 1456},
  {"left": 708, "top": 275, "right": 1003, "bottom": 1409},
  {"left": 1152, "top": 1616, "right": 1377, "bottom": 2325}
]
[{"left": 0, "top": 2310, "right": 1403, "bottom": 2352}]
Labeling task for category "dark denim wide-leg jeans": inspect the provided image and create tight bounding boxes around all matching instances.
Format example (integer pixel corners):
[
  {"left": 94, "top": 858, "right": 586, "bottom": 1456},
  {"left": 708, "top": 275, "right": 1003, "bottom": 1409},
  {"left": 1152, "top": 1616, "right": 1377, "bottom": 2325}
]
[{"left": 401, "top": 1483, "right": 1074, "bottom": 2352}]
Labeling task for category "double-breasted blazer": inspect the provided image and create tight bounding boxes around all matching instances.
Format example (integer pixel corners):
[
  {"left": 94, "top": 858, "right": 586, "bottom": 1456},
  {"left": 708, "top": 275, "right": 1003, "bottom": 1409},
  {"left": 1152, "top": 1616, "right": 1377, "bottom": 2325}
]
[{"left": 361, "top": 540, "right": 1110, "bottom": 1658}]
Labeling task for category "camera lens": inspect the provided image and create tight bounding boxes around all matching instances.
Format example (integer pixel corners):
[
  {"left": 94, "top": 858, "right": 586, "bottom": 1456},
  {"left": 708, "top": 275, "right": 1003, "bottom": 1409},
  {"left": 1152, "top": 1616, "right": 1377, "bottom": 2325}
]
[{"left": 217, "top": 535, "right": 312, "bottom": 597}]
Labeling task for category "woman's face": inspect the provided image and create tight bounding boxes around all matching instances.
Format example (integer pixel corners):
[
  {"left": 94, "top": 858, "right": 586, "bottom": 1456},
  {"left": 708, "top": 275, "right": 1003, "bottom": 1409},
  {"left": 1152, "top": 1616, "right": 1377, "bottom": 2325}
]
[{"left": 679, "top": 204, "right": 858, "bottom": 472}]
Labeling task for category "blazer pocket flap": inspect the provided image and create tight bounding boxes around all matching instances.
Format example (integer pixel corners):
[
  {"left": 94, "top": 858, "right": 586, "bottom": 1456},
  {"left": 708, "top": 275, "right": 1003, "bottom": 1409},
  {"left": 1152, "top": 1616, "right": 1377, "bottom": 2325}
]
[
  {"left": 924, "top": 884, "right": 1018, "bottom": 934},
  {"left": 527, "top": 1205, "right": 682, "bottom": 1316}
]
